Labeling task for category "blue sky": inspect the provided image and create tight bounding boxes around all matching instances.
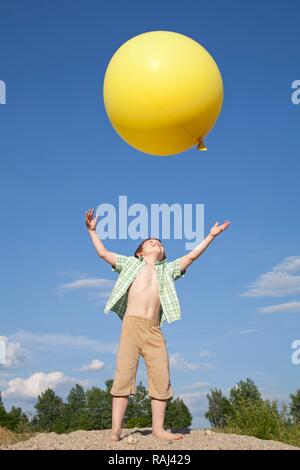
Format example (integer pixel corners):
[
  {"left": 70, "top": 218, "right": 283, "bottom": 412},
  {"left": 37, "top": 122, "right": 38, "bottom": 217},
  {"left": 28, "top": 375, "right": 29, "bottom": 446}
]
[{"left": 0, "top": 0, "right": 300, "bottom": 428}]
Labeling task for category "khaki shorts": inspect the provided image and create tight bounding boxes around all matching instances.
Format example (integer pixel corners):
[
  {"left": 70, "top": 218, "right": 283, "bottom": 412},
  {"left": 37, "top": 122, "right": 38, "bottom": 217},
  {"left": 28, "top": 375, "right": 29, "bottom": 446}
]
[{"left": 110, "top": 315, "right": 173, "bottom": 400}]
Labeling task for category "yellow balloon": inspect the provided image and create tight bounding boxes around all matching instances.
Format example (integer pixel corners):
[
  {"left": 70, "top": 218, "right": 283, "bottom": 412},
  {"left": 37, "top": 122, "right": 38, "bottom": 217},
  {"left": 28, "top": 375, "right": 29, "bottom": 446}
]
[{"left": 103, "top": 31, "right": 223, "bottom": 156}]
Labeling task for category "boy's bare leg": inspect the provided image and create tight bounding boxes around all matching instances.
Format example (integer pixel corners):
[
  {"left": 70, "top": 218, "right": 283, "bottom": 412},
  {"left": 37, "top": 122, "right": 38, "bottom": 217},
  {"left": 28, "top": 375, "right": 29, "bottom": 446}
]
[
  {"left": 110, "top": 395, "right": 129, "bottom": 441},
  {"left": 151, "top": 398, "right": 184, "bottom": 440}
]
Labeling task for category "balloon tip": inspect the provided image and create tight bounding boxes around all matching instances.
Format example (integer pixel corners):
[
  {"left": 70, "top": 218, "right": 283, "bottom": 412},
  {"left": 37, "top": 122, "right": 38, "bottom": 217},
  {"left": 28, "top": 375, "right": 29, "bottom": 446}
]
[{"left": 197, "top": 140, "right": 207, "bottom": 151}]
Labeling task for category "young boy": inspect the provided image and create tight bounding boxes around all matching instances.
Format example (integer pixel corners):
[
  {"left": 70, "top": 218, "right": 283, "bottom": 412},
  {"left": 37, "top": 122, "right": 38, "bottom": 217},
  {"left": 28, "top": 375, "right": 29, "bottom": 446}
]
[{"left": 85, "top": 208, "right": 230, "bottom": 441}]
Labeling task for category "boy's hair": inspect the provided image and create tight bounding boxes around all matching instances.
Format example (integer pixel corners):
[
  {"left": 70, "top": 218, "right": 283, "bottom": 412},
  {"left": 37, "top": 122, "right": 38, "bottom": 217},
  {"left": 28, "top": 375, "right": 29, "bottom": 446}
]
[{"left": 134, "top": 238, "right": 166, "bottom": 260}]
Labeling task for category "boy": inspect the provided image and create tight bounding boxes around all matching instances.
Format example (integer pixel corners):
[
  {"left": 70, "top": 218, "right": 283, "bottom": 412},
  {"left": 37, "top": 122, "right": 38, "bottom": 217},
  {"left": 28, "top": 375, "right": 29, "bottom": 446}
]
[{"left": 85, "top": 208, "right": 230, "bottom": 441}]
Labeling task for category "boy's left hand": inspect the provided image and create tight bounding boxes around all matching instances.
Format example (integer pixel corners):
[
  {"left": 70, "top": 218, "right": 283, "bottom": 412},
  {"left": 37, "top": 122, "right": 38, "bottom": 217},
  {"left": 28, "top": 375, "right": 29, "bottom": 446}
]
[{"left": 210, "top": 220, "right": 231, "bottom": 238}]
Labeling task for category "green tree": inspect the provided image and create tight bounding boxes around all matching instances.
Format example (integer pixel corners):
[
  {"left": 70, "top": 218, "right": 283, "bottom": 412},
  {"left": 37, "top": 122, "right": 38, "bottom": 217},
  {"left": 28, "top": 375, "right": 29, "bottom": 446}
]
[
  {"left": 29, "top": 379, "right": 193, "bottom": 433},
  {"left": 125, "top": 381, "right": 152, "bottom": 428},
  {"left": 205, "top": 388, "right": 231, "bottom": 428},
  {"left": 165, "top": 397, "right": 192, "bottom": 430},
  {"left": 68, "top": 384, "right": 86, "bottom": 411},
  {"left": 226, "top": 398, "right": 285, "bottom": 441},
  {"left": 229, "top": 378, "right": 262, "bottom": 407},
  {"left": 6, "top": 406, "right": 29, "bottom": 432},
  {"left": 204, "top": 378, "right": 300, "bottom": 445},
  {"left": 34, "top": 388, "right": 68, "bottom": 433},
  {"left": 290, "top": 389, "right": 300, "bottom": 424},
  {"left": 105, "top": 379, "right": 114, "bottom": 392},
  {"left": 86, "top": 384, "right": 112, "bottom": 430},
  {"left": 125, "top": 382, "right": 192, "bottom": 430},
  {"left": 66, "top": 384, "right": 89, "bottom": 430},
  {"left": 0, "top": 392, "right": 8, "bottom": 427}
]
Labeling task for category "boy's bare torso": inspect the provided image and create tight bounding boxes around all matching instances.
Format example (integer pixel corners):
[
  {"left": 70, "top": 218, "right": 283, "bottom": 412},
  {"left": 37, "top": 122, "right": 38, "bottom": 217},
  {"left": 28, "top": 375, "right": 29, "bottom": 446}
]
[{"left": 124, "top": 263, "right": 161, "bottom": 322}]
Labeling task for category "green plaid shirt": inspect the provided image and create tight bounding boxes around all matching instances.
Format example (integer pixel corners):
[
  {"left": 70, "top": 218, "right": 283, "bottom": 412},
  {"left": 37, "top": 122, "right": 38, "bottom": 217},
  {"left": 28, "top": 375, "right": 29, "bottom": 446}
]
[{"left": 104, "top": 255, "right": 186, "bottom": 326}]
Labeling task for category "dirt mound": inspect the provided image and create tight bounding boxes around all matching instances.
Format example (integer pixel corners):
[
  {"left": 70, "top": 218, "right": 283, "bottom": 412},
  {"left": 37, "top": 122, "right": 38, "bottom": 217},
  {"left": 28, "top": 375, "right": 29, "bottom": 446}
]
[{"left": 1, "top": 428, "right": 299, "bottom": 450}]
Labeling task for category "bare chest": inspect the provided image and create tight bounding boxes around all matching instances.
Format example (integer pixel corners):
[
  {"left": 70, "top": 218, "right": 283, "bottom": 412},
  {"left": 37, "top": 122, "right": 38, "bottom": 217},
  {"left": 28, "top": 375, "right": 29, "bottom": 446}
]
[{"left": 130, "top": 264, "right": 159, "bottom": 291}]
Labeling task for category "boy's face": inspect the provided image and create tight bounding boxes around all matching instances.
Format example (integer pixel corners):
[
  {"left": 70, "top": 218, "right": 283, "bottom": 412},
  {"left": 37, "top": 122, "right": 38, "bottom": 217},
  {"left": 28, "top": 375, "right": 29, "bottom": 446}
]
[{"left": 140, "top": 238, "right": 165, "bottom": 261}]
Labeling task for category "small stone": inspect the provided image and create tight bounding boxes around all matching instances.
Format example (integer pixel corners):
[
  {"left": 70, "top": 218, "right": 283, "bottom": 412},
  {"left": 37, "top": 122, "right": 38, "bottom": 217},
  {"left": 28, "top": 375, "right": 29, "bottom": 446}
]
[
  {"left": 205, "top": 429, "right": 212, "bottom": 436},
  {"left": 127, "top": 435, "right": 138, "bottom": 444}
]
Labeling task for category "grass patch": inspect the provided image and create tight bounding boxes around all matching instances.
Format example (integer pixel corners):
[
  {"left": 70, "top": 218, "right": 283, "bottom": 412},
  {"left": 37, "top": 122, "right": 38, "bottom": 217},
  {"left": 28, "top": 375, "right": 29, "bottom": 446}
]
[{"left": 0, "top": 427, "right": 37, "bottom": 447}]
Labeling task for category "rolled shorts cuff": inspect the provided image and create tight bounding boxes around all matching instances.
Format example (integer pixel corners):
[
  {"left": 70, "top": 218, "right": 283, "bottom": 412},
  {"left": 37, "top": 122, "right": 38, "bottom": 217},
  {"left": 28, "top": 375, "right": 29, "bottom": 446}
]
[
  {"left": 110, "top": 385, "right": 136, "bottom": 396},
  {"left": 148, "top": 390, "right": 173, "bottom": 400}
]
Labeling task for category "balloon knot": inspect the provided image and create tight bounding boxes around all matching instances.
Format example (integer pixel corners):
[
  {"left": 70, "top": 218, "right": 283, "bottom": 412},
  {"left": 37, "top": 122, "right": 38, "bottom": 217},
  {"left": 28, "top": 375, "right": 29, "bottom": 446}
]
[{"left": 197, "top": 140, "right": 207, "bottom": 151}]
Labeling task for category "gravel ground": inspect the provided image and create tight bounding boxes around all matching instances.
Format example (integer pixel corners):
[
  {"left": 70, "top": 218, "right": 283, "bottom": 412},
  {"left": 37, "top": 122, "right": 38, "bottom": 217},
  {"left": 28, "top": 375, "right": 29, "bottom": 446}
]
[{"left": 1, "top": 428, "right": 299, "bottom": 450}]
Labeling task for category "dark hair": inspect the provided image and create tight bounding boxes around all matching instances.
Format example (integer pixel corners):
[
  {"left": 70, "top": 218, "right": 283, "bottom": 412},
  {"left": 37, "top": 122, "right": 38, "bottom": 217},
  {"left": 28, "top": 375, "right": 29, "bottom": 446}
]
[{"left": 134, "top": 238, "right": 166, "bottom": 260}]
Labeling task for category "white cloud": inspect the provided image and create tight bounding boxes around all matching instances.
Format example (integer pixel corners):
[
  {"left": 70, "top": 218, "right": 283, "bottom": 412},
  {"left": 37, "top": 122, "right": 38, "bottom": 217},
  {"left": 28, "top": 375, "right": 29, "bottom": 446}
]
[
  {"left": 257, "top": 301, "right": 300, "bottom": 314},
  {"left": 0, "top": 336, "right": 25, "bottom": 367},
  {"left": 79, "top": 359, "right": 105, "bottom": 372},
  {"left": 182, "top": 381, "right": 210, "bottom": 390},
  {"left": 261, "top": 392, "right": 289, "bottom": 402},
  {"left": 169, "top": 353, "right": 214, "bottom": 371},
  {"left": 176, "top": 387, "right": 211, "bottom": 428},
  {"left": 2, "top": 371, "right": 88, "bottom": 401},
  {"left": 239, "top": 329, "right": 259, "bottom": 334},
  {"left": 10, "top": 330, "right": 117, "bottom": 355},
  {"left": 255, "top": 370, "right": 276, "bottom": 388},
  {"left": 197, "top": 350, "right": 212, "bottom": 358},
  {"left": 56, "top": 277, "right": 114, "bottom": 305},
  {"left": 58, "top": 278, "right": 114, "bottom": 292},
  {"left": 240, "top": 256, "right": 300, "bottom": 298},
  {"left": 220, "top": 329, "right": 259, "bottom": 338},
  {"left": 86, "top": 291, "right": 112, "bottom": 302},
  {"left": 178, "top": 391, "right": 208, "bottom": 408},
  {"left": 220, "top": 329, "right": 235, "bottom": 339},
  {"left": 197, "top": 363, "right": 215, "bottom": 371},
  {"left": 0, "top": 377, "right": 7, "bottom": 388}
]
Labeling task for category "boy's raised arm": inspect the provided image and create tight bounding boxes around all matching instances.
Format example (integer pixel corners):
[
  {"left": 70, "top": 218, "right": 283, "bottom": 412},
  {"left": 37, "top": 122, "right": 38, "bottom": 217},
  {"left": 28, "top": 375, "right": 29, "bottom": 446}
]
[
  {"left": 179, "top": 220, "right": 231, "bottom": 272},
  {"left": 85, "top": 208, "right": 117, "bottom": 266}
]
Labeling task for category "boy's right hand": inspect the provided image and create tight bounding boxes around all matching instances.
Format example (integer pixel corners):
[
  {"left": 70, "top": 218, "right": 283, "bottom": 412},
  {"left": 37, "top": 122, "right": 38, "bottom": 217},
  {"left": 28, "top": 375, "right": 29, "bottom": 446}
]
[
  {"left": 85, "top": 208, "right": 98, "bottom": 231},
  {"left": 85, "top": 208, "right": 117, "bottom": 266}
]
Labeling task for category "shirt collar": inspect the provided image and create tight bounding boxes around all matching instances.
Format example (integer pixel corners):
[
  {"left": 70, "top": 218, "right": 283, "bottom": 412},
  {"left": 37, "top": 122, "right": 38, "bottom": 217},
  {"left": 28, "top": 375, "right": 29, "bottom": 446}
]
[{"left": 138, "top": 256, "right": 167, "bottom": 266}]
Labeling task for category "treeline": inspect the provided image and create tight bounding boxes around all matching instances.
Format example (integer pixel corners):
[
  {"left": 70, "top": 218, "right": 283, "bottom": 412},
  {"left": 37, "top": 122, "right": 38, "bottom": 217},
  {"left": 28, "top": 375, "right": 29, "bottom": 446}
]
[
  {"left": 205, "top": 378, "right": 300, "bottom": 447},
  {"left": 1, "top": 376, "right": 300, "bottom": 447},
  {"left": 0, "top": 379, "right": 192, "bottom": 434}
]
